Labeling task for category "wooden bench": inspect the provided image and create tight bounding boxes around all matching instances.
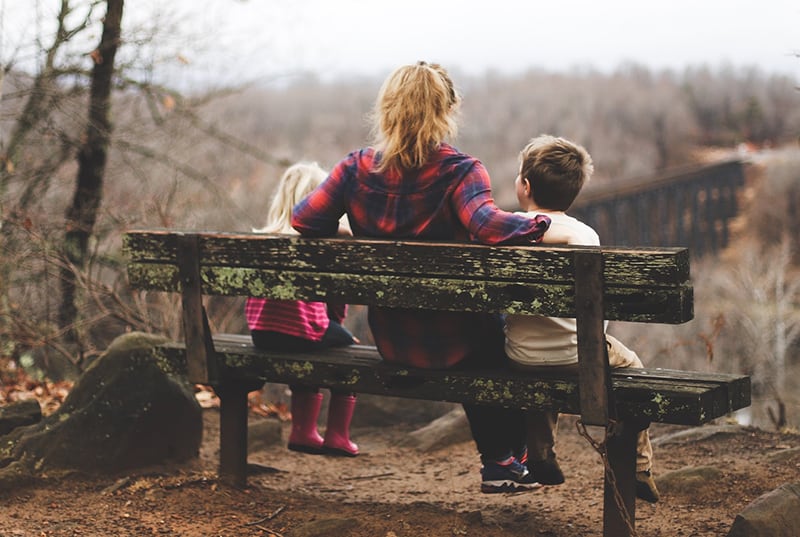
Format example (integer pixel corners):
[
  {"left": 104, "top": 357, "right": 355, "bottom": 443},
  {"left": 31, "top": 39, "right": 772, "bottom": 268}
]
[{"left": 123, "top": 229, "right": 751, "bottom": 537}]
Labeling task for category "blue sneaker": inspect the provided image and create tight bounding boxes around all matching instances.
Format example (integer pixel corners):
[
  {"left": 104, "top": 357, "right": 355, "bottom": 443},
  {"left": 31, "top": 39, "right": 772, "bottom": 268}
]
[{"left": 480, "top": 457, "right": 541, "bottom": 493}]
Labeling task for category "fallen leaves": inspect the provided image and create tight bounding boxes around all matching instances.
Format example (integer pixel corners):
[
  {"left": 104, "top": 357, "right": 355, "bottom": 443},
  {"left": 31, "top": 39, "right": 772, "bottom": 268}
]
[
  {"left": 0, "top": 359, "right": 73, "bottom": 416},
  {"left": 2, "top": 358, "right": 288, "bottom": 421}
]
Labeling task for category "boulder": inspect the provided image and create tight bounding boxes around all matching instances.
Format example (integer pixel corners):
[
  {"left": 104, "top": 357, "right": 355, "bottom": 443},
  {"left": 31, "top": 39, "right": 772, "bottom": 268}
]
[
  {"left": 248, "top": 418, "right": 283, "bottom": 453},
  {"left": 767, "top": 447, "right": 800, "bottom": 463},
  {"left": 0, "top": 399, "right": 42, "bottom": 436},
  {"left": 656, "top": 465, "right": 723, "bottom": 496},
  {"left": 652, "top": 424, "right": 745, "bottom": 447},
  {"left": 398, "top": 407, "right": 473, "bottom": 452},
  {"left": 350, "top": 394, "right": 456, "bottom": 428},
  {"left": 727, "top": 483, "right": 800, "bottom": 537},
  {"left": 0, "top": 332, "right": 202, "bottom": 484}
]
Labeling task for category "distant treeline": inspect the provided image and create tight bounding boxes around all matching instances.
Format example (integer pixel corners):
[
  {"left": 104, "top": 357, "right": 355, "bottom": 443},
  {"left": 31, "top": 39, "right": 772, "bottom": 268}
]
[{"left": 198, "top": 63, "right": 800, "bottom": 211}]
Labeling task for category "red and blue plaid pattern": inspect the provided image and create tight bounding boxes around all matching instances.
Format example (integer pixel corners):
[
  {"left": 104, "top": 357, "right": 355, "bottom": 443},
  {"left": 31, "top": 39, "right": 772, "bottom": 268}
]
[{"left": 292, "top": 144, "right": 550, "bottom": 368}]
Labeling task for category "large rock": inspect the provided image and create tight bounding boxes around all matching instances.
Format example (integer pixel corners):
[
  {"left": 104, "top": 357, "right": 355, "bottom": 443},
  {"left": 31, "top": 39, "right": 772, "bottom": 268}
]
[
  {"left": 398, "top": 407, "right": 473, "bottom": 452},
  {"left": 652, "top": 424, "right": 745, "bottom": 446},
  {"left": 248, "top": 418, "right": 283, "bottom": 453},
  {"left": 727, "top": 483, "right": 800, "bottom": 537},
  {"left": 351, "top": 394, "right": 457, "bottom": 427},
  {"left": 656, "top": 465, "right": 723, "bottom": 496},
  {"left": 0, "top": 399, "right": 42, "bottom": 436},
  {"left": 0, "top": 332, "right": 202, "bottom": 484}
]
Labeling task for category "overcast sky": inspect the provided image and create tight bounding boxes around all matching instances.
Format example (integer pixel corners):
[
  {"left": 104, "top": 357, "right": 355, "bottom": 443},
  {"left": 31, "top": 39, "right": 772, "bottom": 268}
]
[
  {"left": 3, "top": 0, "right": 798, "bottom": 86},
  {"left": 183, "top": 0, "right": 800, "bottom": 83}
]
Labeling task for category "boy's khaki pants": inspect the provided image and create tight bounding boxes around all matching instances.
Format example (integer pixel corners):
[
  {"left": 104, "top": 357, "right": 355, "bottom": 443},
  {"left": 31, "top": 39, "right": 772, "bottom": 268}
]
[{"left": 522, "top": 334, "right": 654, "bottom": 472}]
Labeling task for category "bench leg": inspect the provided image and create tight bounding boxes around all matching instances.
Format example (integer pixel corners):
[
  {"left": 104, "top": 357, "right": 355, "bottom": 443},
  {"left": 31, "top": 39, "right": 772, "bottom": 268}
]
[
  {"left": 603, "top": 419, "right": 642, "bottom": 537},
  {"left": 216, "top": 380, "right": 263, "bottom": 488}
]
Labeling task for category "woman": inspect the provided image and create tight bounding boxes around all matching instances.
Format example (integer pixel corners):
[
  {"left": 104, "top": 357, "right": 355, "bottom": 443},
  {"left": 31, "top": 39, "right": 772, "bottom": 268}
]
[{"left": 292, "top": 61, "right": 551, "bottom": 493}]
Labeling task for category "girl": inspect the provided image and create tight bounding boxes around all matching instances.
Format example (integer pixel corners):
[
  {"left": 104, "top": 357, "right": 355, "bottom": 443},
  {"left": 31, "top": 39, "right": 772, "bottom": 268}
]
[{"left": 246, "top": 162, "right": 359, "bottom": 457}]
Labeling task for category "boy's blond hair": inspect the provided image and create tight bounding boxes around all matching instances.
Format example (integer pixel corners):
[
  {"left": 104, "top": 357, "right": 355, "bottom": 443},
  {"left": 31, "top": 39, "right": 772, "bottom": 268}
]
[
  {"left": 255, "top": 162, "right": 327, "bottom": 234},
  {"left": 371, "top": 61, "right": 460, "bottom": 173},
  {"left": 519, "top": 135, "right": 594, "bottom": 211}
]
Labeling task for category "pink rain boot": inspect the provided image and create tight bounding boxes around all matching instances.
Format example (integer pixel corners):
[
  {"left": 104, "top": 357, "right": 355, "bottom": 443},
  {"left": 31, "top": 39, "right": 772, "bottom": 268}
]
[
  {"left": 287, "top": 390, "right": 324, "bottom": 454},
  {"left": 323, "top": 393, "right": 359, "bottom": 457}
]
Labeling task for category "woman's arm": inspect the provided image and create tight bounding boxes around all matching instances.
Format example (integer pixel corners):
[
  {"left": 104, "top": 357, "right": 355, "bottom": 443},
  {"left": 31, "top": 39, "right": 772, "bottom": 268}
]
[
  {"left": 453, "top": 161, "right": 550, "bottom": 245},
  {"left": 292, "top": 156, "right": 353, "bottom": 237}
]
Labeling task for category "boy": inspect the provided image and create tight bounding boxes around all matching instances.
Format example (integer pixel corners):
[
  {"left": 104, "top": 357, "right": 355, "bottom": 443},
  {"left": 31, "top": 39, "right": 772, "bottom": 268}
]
[{"left": 505, "top": 134, "right": 660, "bottom": 503}]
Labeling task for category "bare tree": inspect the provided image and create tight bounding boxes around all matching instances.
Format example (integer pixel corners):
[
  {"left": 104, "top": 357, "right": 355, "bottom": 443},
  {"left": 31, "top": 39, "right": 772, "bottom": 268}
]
[
  {"left": 0, "top": 0, "right": 304, "bottom": 376},
  {"left": 59, "top": 0, "right": 123, "bottom": 354},
  {"left": 719, "top": 237, "right": 800, "bottom": 394},
  {"left": 0, "top": 1, "right": 100, "bottom": 364}
]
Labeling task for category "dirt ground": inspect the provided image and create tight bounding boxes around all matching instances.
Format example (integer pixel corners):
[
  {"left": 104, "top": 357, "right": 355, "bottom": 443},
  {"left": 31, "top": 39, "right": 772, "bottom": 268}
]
[{"left": 1, "top": 409, "right": 798, "bottom": 537}]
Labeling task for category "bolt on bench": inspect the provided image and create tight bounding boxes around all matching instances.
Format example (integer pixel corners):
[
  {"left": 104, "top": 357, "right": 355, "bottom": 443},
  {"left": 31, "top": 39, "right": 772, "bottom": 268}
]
[{"left": 123, "top": 229, "right": 751, "bottom": 537}]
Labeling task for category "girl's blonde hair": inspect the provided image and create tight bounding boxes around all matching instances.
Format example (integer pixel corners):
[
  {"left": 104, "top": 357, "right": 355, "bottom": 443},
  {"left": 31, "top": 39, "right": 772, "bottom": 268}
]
[
  {"left": 254, "top": 162, "right": 327, "bottom": 234},
  {"left": 371, "top": 61, "right": 461, "bottom": 173}
]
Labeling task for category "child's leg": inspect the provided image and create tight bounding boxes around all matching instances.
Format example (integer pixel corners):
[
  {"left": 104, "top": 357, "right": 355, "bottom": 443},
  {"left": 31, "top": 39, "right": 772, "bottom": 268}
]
[
  {"left": 323, "top": 391, "right": 359, "bottom": 456},
  {"left": 288, "top": 386, "right": 325, "bottom": 454},
  {"left": 525, "top": 409, "right": 565, "bottom": 485},
  {"left": 509, "top": 362, "right": 575, "bottom": 485},
  {"left": 320, "top": 320, "right": 357, "bottom": 347},
  {"left": 606, "top": 334, "right": 654, "bottom": 472},
  {"left": 605, "top": 334, "right": 642, "bottom": 368},
  {"left": 251, "top": 330, "right": 318, "bottom": 352},
  {"left": 525, "top": 409, "right": 558, "bottom": 461},
  {"left": 637, "top": 431, "right": 654, "bottom": 472}
]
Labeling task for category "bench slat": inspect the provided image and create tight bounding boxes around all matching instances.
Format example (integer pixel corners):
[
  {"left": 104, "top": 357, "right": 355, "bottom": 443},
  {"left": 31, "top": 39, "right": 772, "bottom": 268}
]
[
  {"left": 124, "top": 230, "right": 691, "bottom": 286},
  {"left": 127, "top": 262, "right": 693, "bottom": 323},
  {"left": 154, "top": 335, "right": 750, "bottom": 426}
]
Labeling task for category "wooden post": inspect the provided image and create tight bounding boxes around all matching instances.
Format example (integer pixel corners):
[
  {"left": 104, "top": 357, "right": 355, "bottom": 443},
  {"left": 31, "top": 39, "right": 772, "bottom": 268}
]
[
  {"left": 603, "top": 419, "right": 642, "bottom": 537},
  {"left": 176, "top": 234, "right": 218, "bottom": 385},
  {"left": 575, "top": 250, "right": 638, "bottom": 536},
  {"left": 216, "top": 380, "right": 259, "bottom": 488},
  {"left": 574, "top": 250, "right": 612, "bottom": 426}
]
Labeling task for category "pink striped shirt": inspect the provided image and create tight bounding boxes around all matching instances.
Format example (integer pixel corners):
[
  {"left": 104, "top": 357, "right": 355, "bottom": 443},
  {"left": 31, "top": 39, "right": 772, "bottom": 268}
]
[{"left": 245, "top": 298, "right": 346, "bottom": 341}]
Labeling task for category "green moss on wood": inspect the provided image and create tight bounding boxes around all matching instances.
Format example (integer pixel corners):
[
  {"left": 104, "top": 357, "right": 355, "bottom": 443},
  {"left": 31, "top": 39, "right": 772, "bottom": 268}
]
[{"left": 272, "top": 360, "right": 315, "bottom": 378}]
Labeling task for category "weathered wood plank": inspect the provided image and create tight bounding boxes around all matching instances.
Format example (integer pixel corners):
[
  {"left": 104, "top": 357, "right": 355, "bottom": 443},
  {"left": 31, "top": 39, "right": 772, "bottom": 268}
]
[
  {"left": 123, "top": 230, "right": 691, "bottom": 286},
  {"left": 615, "top": 367, "right": 752, "bottom": 415},
  {"left": 575, "top": 250, "right": 613, "bottom": 425},
  {"left": 153, "top": 336, "right": 751, "bottom": 426},
  {"left": 127, "top": 262, "right": 693, "bottom": 323},
  {"left": 175, "top": 234, "right": 218, "bottom": 384}
]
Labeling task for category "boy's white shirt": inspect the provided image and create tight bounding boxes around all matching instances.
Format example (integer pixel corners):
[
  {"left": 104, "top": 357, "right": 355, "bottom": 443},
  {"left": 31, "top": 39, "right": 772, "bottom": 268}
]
[{"left": 504, "top": 210, "right": 604, "bottom": 366}]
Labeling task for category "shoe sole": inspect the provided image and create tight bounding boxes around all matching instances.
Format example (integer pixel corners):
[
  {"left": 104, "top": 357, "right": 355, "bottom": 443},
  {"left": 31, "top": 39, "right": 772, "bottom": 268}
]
[
  {"left": 480, "top": 480, "right": 542, "bottom": 493},
  {"left": 532, "top": 476, "right": 565, "bottom": 486},
  {"left": 322, "top": 445, "right": 359, "bottom": 457},
  {"left": 635, "top": 483, "right": 660, "bottom": 503},
  {"left": 287, "top": 443, "right": 325, "bottom": 455}
]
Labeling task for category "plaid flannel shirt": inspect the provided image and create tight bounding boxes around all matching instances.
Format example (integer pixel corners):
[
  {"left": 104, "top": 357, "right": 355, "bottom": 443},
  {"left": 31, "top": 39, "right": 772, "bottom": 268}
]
[{"left": 292, "top": 143, "right": 550, "bottom": 369}]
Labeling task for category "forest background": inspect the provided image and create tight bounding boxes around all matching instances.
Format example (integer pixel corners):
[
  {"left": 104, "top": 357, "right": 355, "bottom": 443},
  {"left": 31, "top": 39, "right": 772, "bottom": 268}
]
[{"left": 1, "top": 1, "right": 800, "bottom": 432}]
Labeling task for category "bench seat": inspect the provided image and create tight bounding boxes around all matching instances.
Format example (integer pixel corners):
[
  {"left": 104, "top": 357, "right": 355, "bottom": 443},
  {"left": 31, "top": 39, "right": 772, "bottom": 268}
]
[{"left": 154, "top": 333, "right": 749, "bottom": 427}]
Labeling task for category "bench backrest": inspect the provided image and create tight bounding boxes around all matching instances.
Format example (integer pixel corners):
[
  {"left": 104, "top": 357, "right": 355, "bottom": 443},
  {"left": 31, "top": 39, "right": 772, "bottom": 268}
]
[
  {"left": 124, "top": 230, "right": 692, "bottom": 322},
  {"left": 124, "top": 229, "right": 693, "bottom": 426}
]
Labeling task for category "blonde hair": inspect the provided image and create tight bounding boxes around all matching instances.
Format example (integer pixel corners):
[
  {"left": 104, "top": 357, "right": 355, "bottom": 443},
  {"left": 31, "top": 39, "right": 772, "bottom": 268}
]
[
  {"left": 519, "top": 135, "right": 594, "bottom": 211},
  {"left": 371, "top": 61, "right": 461, "bottom": 173},
  {"left": 254, "top": 162, "right": 327, "bottom": 234}
]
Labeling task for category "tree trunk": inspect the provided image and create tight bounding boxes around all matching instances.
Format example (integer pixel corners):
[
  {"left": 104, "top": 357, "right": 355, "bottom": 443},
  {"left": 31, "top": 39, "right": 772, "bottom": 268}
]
[{"left": 59, "top": 0, "right": 124, "bottom": 355}]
